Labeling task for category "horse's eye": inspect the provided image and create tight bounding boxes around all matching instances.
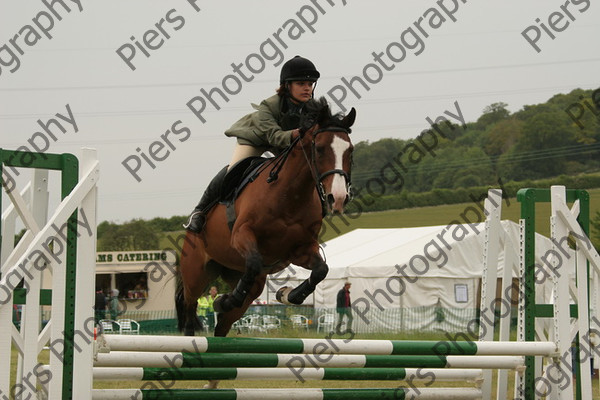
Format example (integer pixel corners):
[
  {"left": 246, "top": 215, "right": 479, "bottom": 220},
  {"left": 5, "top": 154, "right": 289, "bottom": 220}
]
[{"left": 316, "top": 145, "right": 326, "bottom": 155}]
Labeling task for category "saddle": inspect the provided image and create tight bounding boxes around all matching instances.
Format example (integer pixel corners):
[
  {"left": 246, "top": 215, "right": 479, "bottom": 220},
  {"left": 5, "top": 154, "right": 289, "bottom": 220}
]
[{"left": 219, "top": 156, "right": 271, "bottom": 230}]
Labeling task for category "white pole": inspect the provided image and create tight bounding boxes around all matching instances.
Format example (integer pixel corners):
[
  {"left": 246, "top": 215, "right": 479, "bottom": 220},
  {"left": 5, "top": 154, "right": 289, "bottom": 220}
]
[
  {"left": 16, "top": 169, "right": 48, "bottom": 400},
  {"left": 550, "top": 186, "right": 574, "bottom": 400},
  {"left": 72, "top": 149, "right": 99, "bottom": 399},
  {"left": 479, "top": 188, "right": 503, "bottom": 400}
]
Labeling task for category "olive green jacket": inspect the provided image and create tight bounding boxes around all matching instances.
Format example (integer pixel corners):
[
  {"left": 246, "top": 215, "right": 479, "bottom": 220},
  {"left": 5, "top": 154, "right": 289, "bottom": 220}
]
[{"left": 224, "top": 94, "right": 299, "bottom": 150}]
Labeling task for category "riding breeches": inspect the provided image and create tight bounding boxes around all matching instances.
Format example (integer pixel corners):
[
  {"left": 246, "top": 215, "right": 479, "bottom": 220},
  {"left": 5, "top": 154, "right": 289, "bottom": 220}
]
[{"left": 228, "top": 143, "right": 267, "bottom": 171}]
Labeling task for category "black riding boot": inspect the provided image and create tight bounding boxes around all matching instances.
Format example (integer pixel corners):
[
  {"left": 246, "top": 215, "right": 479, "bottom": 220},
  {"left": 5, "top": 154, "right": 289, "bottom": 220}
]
[{"left": 184, "top": 166, "right": 228, "bottom": 233}]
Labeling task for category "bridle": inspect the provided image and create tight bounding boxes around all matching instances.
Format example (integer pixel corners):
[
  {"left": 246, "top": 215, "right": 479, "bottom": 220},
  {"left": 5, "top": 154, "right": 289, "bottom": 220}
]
[
  {"left": 301, "top": 126, "right": 353, "bottom": 215},
  {"left": 261, "top": 125, "right": 352, "bottom": 215}
]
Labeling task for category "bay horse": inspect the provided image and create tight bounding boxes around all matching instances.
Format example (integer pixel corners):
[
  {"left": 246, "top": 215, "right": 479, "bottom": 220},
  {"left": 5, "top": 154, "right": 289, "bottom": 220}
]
[{"left": 176, "top": 98, "right": 356, "bottom": 340}]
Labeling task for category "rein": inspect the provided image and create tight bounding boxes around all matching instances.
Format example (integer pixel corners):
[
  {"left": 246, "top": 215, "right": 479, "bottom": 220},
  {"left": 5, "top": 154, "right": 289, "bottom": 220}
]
[{"left": 251, "top": 135, "right": 303, "bottom": 183}]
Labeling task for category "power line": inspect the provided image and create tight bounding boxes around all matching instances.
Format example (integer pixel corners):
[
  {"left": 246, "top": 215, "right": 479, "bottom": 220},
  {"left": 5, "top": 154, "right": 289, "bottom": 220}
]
[
  {"left": 1, "top": 58, "right": 598, "bottom": 92},
  {"left": 0, "top": 83, "right": 595, "bottom": 121},
  {"left": 9, "top": 23, "right": 599, "bottom": 53}
]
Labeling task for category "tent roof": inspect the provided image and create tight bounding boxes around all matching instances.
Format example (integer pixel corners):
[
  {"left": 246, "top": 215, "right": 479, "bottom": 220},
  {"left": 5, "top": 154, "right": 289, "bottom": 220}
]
[
  {"left": 263, "top": 221, "right": 566, "bottom": 308},
  {"left": 287, "top": 220, "right": 528, "bottom": 280}
]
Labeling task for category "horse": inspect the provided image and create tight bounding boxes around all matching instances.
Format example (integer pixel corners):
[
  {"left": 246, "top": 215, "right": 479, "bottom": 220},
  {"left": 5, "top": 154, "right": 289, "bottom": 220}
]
[{"left": 176, "top": 97, "right": 356, "bottom": 341}]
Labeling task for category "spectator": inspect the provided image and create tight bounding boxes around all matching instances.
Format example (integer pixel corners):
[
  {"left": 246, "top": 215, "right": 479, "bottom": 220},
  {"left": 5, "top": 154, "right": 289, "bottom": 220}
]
[
  {"left": 110, "top": 289, "right": 120, "bottom": 319},
  {"left": 94, "top": 287, "right": 106, "bottom": 324},
  {"left": 336, "top": 282, "right": 353, "bottom": 333},
  {"left": 197, "top": 286, "right": 219, "bottom": 330}
]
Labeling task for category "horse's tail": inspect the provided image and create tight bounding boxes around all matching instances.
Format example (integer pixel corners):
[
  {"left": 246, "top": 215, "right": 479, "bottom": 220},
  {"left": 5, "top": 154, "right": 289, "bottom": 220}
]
[{"left": 174, "top": 270, "right": 186, "bottom": 333}]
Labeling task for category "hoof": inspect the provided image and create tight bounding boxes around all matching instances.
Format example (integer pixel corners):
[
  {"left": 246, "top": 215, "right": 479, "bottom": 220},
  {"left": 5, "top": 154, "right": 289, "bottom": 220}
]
[
  {"left": 213, "top": 294, "right": 233, "bottom": 313},
  {"left": 184, "top": 328, "right": 195, "bottom": 336},
  {"left": 203, "top": 380, "right": 220, "bottom": 389},
  {"left": 276, "top": 286, "right": 294, "bottom": 305}
]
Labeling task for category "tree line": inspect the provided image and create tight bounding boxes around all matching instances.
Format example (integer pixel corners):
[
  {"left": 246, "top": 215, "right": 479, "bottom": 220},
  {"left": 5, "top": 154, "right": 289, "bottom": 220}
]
[{"left": 351, "top": 88, "right": 600, "bottom": 195}]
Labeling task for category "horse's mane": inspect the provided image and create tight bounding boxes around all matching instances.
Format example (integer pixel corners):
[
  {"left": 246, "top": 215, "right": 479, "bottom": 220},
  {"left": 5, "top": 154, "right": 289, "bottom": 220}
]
[{"left": 299, "top": 97, "right": 352, "bottom": 133}]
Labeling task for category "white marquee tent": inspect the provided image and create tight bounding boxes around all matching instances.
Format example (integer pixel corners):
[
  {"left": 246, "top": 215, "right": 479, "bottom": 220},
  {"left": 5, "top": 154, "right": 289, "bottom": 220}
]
[{"left": 260, "top": 220, "right": 564, "bottom": 332}]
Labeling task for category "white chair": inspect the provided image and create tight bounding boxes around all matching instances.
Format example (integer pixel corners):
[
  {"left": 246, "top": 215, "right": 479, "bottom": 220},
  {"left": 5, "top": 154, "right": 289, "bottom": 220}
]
[
  {"left": 232, "top": 316, "right": 248, "bottom": 333},
  {"left": 117, "top": 318, "right": 140, "bottom": 334},
  {"left": 316, "top": 313, "right": 335, "bottom": 333},
  {"left": 99, "top": 319, "right": 120, "bottom": 334},
  {"left": 290, "top": 314, "right": 309, "bottom": 331},
  {"left": 262, "top": 315, "right": 281, "bottom": 331},
  {"left": 197, "top": 315, "right": 210, "bottom": 333},
  {"left": 245, "top": 314, "right": 264, "bottom": 333}
]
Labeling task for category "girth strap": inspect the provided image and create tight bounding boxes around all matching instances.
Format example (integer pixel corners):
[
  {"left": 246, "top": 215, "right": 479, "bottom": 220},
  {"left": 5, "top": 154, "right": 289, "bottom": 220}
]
[{"left": 226, "top": 203, "right": 236, "bottom": 231}]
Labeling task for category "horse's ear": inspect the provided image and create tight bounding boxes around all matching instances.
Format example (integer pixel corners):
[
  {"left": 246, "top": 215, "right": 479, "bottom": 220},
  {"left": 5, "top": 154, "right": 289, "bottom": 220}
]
[
  {"left": 341, "top": 108, "right": 356, "bottom": 129},
  {"left": 317, "top": 104, "right": 331, "bottom": 126}
]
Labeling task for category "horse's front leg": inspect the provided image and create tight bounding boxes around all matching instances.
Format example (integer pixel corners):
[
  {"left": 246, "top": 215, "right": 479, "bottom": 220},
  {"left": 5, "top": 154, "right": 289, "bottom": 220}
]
[
  {"left": 213, "top": 226, "right": 263, "bottom": 313},
  {"left": 277, "top": 252, "right": 328, "bottom": 305}
]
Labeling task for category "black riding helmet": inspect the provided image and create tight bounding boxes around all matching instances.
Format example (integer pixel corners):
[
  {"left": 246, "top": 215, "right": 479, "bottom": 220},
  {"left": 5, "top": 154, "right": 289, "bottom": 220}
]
[{"left": 280, "top": 56, "right": 320, "bottom": 84}]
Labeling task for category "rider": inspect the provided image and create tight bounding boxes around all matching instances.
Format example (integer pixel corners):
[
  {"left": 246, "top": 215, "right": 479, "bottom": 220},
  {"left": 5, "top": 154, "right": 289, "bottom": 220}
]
[{"left": 184, "top": 56, "right": 321, "bottom": 233}]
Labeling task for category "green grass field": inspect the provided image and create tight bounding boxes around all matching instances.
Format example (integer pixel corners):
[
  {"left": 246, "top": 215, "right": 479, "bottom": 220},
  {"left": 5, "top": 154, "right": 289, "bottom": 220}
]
[
  {"left": 161, "top": 188, "right": 600, "bottom": 248},
  {"left": 317, "top": 187, "right": 600, "bottom": 242}
]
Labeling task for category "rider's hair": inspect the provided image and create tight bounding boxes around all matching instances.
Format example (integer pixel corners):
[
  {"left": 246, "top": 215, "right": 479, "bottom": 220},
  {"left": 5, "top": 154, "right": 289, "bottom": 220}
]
[{"left": 276, "top": 83, "right": 289, "bottom": 97}]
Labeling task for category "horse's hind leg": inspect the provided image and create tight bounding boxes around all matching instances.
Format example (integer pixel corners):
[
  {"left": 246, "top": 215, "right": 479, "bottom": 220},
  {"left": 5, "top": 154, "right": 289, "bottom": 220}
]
[
  {"left": 178, "top": 275, "right": 209, "bottom": 336},
  {"left": 213, "top": 226, "right": 263, "bottom": 313},
  {"left": 177, "top": 236, "right": 220, "bottom": 335},
  {"left": 277, "top": 253, "right": 328, "bottom": 305}
]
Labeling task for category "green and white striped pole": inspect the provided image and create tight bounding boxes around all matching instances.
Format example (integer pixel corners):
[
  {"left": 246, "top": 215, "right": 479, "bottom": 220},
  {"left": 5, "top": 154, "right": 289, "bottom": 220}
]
[
  {"left": 91, "top": 366, "right": 483, "bottom": 381},
  {"left": 102, "top": 335, "right": 556, "bottom": 356},
  {"left": 94, "top": 352, "right": 524, "bottom": 369},
  {"left": 92, "top": 387, "right": 483, "bottom": 400}
]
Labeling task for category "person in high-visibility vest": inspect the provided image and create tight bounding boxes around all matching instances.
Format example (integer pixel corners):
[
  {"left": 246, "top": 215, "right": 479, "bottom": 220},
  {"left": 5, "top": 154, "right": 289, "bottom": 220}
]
[{"left": 197, "top": 286, "right": 219, "bottom": 330}]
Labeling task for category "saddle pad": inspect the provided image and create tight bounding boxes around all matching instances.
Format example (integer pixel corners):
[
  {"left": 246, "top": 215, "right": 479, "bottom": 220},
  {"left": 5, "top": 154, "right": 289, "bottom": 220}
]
[
  {"left": 220, "top": 156, "right": 271, "bottom": 203},
  {"left": 219, "top": 156, "right": 272, "bottom": 231}
]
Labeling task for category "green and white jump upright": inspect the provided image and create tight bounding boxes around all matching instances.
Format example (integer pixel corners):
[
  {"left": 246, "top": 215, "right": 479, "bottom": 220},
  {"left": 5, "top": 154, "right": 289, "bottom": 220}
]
[
  {"left": 0, "top": 148, "right": 99, "bottom": 400},
  {"left": 479, "top": 186, "right": 599, "bottom": 400},
  {"left": 519, "top": 187, "right": 600, "bottom": 400}
]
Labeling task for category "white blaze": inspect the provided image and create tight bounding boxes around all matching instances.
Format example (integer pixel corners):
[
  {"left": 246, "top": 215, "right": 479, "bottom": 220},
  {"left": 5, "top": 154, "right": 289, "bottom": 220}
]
[{"left": 330, "top": 135, "right": 350, "bottom": 207}]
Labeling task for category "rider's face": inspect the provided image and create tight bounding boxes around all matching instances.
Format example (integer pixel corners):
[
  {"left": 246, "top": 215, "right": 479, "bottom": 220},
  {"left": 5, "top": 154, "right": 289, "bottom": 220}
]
[{"left": 288, "top": 81, "right": 314, "bottom": 103}]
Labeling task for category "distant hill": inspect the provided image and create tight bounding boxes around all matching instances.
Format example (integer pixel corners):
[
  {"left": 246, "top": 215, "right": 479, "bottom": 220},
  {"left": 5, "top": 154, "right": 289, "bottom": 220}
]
[{"left": 351, "top": 88, "right": 600, "bottom": 204}]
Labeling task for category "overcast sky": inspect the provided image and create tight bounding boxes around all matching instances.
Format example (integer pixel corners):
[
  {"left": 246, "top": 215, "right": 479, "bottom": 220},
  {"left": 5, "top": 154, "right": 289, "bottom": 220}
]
[{"left": 1, "top": 0, "right": 598, "bottom": 223}]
